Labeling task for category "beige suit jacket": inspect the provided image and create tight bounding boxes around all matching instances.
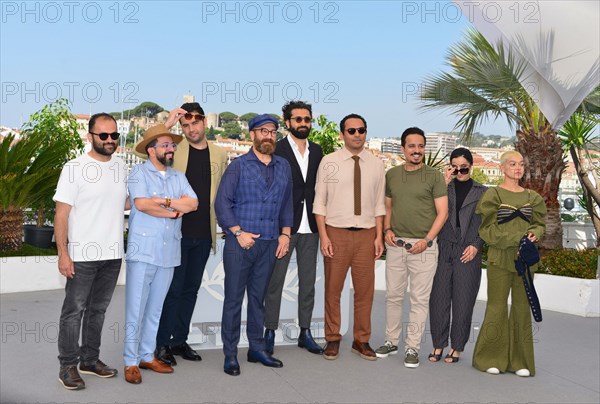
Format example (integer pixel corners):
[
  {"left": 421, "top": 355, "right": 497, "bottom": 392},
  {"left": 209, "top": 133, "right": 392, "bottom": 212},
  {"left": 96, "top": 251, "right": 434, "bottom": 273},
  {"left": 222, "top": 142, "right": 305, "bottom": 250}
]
[{"left": 173, "top": 139, "right": 228, "bottom": 252}]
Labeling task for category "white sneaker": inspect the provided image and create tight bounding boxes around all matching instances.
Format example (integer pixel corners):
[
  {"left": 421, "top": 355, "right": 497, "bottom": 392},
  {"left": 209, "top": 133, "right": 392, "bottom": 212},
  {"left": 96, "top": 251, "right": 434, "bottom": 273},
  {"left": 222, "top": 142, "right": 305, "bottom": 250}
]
[
  {"left": 515, "top": 369, "right": 530, "bottom": 377},
  {"left": 486, "top": 367, "right": 500, "bottom": 375}
]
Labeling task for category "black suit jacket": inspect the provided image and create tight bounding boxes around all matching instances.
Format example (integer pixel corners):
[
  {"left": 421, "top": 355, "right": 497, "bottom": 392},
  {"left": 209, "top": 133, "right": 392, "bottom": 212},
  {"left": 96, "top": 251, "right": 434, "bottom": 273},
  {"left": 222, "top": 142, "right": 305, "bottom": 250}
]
[{"left": 275, "top": 137, "right": 323, "bottom": 234}]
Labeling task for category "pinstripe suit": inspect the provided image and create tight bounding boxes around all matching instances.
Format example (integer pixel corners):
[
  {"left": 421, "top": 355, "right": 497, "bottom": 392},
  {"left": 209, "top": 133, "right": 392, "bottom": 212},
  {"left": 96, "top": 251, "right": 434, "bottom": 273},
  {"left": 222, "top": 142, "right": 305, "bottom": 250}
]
[{"left": 429, "top": 179, "right": 486, "bottom": 351}]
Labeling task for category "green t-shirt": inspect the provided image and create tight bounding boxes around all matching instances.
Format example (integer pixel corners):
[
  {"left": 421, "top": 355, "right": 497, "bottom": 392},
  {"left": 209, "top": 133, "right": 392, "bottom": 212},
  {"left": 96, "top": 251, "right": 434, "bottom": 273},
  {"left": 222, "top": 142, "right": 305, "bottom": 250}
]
[{"left": 385, "top": 164, "right": 447, "bottom": 238}]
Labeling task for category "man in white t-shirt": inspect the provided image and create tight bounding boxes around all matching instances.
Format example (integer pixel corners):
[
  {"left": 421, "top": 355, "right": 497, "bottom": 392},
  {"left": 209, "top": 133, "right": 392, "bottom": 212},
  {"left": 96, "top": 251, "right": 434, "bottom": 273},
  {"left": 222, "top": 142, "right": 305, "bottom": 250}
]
[{"left": 54, "top": 113, "right": 128, "bottom": 390}]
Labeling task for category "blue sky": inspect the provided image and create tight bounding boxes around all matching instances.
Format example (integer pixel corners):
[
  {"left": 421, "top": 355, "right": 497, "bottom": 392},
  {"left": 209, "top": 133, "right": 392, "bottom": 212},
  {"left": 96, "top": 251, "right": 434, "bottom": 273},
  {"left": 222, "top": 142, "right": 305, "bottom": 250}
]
[{"left": 0, "top": 0, "right": 514, "bottom": 137}]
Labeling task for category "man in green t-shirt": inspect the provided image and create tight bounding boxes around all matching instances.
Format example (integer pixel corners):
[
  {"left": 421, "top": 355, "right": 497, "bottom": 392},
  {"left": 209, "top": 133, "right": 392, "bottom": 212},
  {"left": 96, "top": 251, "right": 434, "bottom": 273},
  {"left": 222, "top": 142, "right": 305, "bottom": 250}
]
[{"left": 375, "top": 127, "right": 448, "bottom": 369}]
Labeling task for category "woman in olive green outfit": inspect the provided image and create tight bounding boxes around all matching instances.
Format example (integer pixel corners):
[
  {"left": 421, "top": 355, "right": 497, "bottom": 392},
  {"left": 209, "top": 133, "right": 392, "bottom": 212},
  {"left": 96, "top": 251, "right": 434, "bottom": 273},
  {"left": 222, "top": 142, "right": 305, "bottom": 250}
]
[{"left": 472, "top": 151, "right": 546, "bottom": 377}]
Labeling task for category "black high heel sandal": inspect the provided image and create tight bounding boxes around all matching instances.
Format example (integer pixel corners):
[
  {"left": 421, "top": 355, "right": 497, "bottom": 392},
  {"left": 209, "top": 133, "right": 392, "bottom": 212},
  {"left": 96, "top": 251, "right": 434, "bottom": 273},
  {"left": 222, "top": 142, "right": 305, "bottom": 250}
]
[
  {"left": 428, "top": 348, "right": 443, "bottom": 362},
  {"left": 444, "top": 349, "right": 460, "bottom": 363}
]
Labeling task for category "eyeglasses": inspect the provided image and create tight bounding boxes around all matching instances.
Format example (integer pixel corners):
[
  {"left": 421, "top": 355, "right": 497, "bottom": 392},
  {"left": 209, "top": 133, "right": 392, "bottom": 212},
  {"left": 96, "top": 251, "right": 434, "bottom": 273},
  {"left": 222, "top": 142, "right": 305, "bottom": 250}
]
[
  {"left": 254, "top": 128, "right": 277, "bottom": 137},
  {"left": 183, "top": 113, "right": 205, "bottom": 122},
  {"left": 395, "top": 239, "right": 413, "bottom": 250},
  {"left": 153, "top": 142, "right": 178, "bottom": 150},
  {"left": 346, "top": 127, "right": 366, "bottom": 135},
  {"left": 90, "top": 132, "right": 120, "bottom": 140},
  {"left": 290, "top": 116, "right": 311, "bottom": 124},
  {"left": 452, "top": 167, "right": 470, "bottom": 175}
]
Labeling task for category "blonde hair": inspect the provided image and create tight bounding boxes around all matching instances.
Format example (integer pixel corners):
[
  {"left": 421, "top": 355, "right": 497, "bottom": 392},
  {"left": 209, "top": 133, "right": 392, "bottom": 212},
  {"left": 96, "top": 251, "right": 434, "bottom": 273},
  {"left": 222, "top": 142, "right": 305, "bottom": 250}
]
[{"left": 500, "top": 150, "right": 523, "bottom": 166}]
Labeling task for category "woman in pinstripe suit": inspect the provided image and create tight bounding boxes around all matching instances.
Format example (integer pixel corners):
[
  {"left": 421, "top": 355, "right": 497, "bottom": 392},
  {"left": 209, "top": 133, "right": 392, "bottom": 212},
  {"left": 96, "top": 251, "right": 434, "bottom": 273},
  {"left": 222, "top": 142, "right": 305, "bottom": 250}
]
[{"left": 428, "top": 148, "right": 486, "bottom": 363}]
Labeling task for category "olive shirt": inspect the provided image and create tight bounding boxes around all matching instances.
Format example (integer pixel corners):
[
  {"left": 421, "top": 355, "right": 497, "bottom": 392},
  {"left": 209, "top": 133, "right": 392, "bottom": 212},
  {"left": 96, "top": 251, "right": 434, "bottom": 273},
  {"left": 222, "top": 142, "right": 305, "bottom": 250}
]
[
  {"left": 385, "top": 164, "right": 447, "bottom": 238},
  {"left": 476, "top": 187, "right": 546, "bottom": 272}
]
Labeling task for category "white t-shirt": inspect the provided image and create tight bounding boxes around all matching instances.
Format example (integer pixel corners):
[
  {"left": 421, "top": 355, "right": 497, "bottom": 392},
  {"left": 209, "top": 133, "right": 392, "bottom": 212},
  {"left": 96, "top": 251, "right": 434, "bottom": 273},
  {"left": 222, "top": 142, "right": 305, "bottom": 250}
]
[{"left": 53, "top": 153, "right": 128, "bottom": 262}]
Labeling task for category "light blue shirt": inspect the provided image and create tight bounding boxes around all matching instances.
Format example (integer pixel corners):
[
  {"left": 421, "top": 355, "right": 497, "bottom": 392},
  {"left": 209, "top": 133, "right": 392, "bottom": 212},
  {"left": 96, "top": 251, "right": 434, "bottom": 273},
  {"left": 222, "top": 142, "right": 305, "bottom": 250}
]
[{"left": 126, "top": 159, "right": 197, "bottom": 267}]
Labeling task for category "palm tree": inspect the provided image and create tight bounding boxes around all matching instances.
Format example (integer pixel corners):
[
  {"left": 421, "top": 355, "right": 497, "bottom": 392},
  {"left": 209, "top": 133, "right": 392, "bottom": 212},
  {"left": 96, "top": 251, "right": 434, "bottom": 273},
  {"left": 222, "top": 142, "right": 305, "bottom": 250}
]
[
  {"left": 0, "top": 130, "right": 71, "bottom": 251},
  {"left": 559, "top": 112, "right": 600, "bottom": 245},
  {"left": 420, "top": 28, "right": 598, "bottom": 249}
]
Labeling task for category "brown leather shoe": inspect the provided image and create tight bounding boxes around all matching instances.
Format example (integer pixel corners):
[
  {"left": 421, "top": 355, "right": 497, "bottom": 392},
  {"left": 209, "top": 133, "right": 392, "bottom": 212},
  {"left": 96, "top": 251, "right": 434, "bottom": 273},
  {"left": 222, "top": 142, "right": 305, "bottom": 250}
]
[
  {"left": 124, "top": 366, "right": 142, "bottom": 384},
  {"left": 323, "top": 340, "right": 340, "bottom": 360},
  {"left": 58, "top": 366, "right": 85, "bottom": 390},
  {"left": 80, "top": 359, "right": 118, "bottom": 378},
  {"left": 351, "top": 340, "right": 377, "bottom": 361},
  {"left": 139, "top": 358, "right": 174, "bottom": 373}
]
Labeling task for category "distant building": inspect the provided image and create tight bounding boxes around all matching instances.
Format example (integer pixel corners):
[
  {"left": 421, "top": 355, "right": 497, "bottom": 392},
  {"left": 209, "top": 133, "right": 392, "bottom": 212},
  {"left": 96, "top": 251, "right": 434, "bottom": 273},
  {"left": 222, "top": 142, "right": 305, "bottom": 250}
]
[
  {"left": 424, "top": 133, "right": 457, "bottom": 158},
  {"left": 206, "top": 112, "right": 219, "bottom": 129},
  {"left": 183, "top": 94, "right": 195, "bottom": 103}
]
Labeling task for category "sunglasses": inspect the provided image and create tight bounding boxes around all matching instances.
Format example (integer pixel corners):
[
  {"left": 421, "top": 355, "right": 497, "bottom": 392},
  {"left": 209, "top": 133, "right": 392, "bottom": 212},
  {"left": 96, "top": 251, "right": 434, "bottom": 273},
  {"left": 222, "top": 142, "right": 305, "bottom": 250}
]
[
  {"left": 290, "top": 116, "right": 311, "bottom": 124},
  {"left": 153, "top": 142, "right": 178, "bottom": 150},
  {"left": 183, "top": 113, "right": 205, "bottom": 122},
  {"left": 90, "top": 132, "right": 120, "bottom": 141},
  {"left": 395, "top": 239, "right": 413, "bottom": 250},
  {"left": 452, "top": 167, "right": 470, "bottom": 175},
  {"left": 346, "top": 127, "right": 366, "bottom": 135}
]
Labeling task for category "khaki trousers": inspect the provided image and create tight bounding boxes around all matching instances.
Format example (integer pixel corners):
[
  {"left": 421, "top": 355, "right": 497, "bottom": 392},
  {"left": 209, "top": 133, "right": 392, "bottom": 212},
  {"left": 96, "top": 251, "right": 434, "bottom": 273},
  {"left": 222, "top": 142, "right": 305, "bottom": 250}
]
[
  {"left": 384, "top": 238, "right": 439, "bottom": 351},
  {"left": 324, "top": 226, "right": 376, "bottom": 343}
]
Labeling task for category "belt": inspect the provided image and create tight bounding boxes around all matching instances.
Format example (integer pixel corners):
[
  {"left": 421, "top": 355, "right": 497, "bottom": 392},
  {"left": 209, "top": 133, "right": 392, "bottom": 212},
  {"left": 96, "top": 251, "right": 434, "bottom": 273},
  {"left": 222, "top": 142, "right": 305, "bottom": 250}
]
[{"left": 344, "top": 227, "right": 364, "bottom": 231}]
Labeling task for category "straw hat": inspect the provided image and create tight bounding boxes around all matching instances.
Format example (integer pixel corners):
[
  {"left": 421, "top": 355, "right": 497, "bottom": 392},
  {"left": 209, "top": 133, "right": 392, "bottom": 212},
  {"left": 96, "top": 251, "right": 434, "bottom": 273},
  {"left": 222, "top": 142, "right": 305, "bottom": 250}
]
[{"left": 134, "top": 124, "right": 183, "bottom": 155}]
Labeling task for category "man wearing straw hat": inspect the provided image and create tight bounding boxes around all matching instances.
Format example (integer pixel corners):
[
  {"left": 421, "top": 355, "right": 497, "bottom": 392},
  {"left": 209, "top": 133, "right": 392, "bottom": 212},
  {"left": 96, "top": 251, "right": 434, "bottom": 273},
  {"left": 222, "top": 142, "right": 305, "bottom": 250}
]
[{"left": 123, "top": 124, "right": 198, "bottom": 384}]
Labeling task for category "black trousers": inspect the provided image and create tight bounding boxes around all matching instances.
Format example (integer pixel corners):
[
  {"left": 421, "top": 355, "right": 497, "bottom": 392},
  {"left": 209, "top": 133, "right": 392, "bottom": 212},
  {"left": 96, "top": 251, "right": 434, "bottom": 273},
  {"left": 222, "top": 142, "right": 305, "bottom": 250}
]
[{"left": 429, "top": 239, "right": 482, "bottom": 351}]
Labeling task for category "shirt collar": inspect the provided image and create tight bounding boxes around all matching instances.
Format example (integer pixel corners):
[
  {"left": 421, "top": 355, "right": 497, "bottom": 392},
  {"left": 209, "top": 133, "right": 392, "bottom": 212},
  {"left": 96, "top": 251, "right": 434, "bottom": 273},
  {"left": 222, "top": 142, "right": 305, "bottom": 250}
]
[
  {"left": 247, "top": 147, "right": 277, "bottom": 166},
  {"left": 286, "top": 134, "right": 310, "bottom": 152},
  {"left": 340, "top": 146, "right": 367, "bottom": 161},
  {"left": 144, "top": 158, "right": 176, "bottom": 177}
]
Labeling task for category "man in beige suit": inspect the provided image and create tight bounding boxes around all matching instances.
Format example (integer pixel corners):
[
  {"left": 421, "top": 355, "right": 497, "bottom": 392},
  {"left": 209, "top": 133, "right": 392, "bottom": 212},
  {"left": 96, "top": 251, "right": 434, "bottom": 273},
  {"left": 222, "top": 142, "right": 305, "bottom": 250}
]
[{"left": 155, "top": 102, "right": 228, "bottom": 365}]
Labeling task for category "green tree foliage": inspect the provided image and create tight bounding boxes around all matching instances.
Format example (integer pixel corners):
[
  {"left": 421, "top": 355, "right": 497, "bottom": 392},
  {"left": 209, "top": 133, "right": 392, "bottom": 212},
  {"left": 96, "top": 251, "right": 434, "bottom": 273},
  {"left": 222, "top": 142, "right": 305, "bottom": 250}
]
[
  {"left": 471, "top": 167, "right": 490, "bottom": 184},
  {"left": 239, "top": 112, "right": 258, "bottom": 122},
  {"left": 111, "top": 101, "right": 164, "bottom": 119},
  {"left": 219, "top": 112, "right": 238, "bottom": 124},
  {"left": 223, "top": 121, "right": 242, "bottom": 139},
  {"left": 0, "top": 99, "right": 84, "bottom": 250},
  {"left": 309, "top": 115, "right": 342, "bottom": 155},
  {"left": 207, "top": 126, "right": 216, "bottom": 141}
]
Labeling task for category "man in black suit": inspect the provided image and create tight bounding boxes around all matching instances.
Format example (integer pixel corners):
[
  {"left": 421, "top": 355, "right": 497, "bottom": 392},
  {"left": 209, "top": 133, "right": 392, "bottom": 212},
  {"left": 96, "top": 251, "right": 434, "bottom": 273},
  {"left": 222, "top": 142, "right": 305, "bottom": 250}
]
[{"left": 263, "top": 101, "right": 324, "bottom": 355}]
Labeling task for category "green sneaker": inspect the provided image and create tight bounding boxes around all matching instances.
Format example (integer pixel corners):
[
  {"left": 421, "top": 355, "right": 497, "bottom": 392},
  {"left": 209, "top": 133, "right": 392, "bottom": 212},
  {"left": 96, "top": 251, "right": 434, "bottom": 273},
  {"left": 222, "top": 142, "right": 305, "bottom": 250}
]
[
  {"left": 404, "top": 347, "right": 419, "bottom": 368},
  {"left": 375, "top": 341, "right": 398, "bottom": 358}
]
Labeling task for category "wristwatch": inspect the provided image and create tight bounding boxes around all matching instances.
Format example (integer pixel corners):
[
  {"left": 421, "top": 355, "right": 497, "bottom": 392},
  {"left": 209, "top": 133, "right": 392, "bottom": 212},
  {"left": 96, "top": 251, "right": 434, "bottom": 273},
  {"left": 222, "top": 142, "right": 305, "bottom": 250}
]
[
  {"left": 234, "top": 229, "right": 243, "bottom": 237},
  {"left": 424, "top": 237, "right": 433, "bottom": 247}
]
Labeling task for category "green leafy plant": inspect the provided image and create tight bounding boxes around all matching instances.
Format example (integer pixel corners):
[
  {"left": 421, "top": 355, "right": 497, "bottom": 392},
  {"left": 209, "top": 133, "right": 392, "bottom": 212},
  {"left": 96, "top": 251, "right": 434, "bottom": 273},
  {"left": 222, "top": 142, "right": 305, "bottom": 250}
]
[
  {"left": 309, "top": 114, "right": 342, "bottom": 155},
  {"left": 22, "top": 99, "right": 84, "bottom": 228},
  {"left": 540, "top": 249, "right": 599, "bottom": 279},
  {"left": 0, "top": 99, "right": 83, "bottom": 252}
]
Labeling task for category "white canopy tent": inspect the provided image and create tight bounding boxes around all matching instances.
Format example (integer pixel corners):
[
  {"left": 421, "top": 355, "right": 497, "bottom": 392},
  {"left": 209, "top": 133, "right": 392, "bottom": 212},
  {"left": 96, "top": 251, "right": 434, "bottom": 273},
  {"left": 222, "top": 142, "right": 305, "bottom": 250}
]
[{"left": 453, "top": 0, "right": 600, "bottom": 128}]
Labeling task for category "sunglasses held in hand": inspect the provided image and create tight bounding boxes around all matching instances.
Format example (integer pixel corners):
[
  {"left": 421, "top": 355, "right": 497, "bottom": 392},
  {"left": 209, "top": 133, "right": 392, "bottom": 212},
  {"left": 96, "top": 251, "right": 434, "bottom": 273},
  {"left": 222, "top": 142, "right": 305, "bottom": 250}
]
[
  {"left": 451, "top": 167, "right": 470, "bottom": 175},
  {"left": 183, "top": 113, "right": 205, "bottom": 122}
]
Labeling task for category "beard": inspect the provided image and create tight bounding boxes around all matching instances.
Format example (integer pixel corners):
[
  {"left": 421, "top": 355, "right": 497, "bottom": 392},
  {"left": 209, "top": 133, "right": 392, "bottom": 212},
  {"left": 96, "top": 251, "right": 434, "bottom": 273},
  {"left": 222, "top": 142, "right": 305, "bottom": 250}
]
[
  {"left": 289, "top": 126, "right": 310, "bottom": 140},
  {"left": 254, "top": 138, "right": 275, "bottom": 155},
  {"left": 92, "top": 139, "right": 116, "bottom": 156},
  {"left": 157, "top": 152, "right": 174, "bottom": 167}
]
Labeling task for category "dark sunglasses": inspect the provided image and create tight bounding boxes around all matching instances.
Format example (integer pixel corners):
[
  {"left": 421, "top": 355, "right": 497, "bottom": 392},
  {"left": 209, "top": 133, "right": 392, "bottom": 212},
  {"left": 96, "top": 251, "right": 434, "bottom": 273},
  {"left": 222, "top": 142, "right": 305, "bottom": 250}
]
[
  {"left": 290, "top": 116, "right": 311, "bottom": 124},
  {"left": 452, "top": 167, "right": 470, "bottom": 175},
  {"left": 347, "top": 127, "right": 366, "bottom": 135},
  {"left": 90, "top": 132, "right": 120, "bottom": 141},
  {"left": 183, "top": 113, "right": 205, "bottom": 122},
  {"left": 395, "top": 239, "right": 413, "bottom": 250}
]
